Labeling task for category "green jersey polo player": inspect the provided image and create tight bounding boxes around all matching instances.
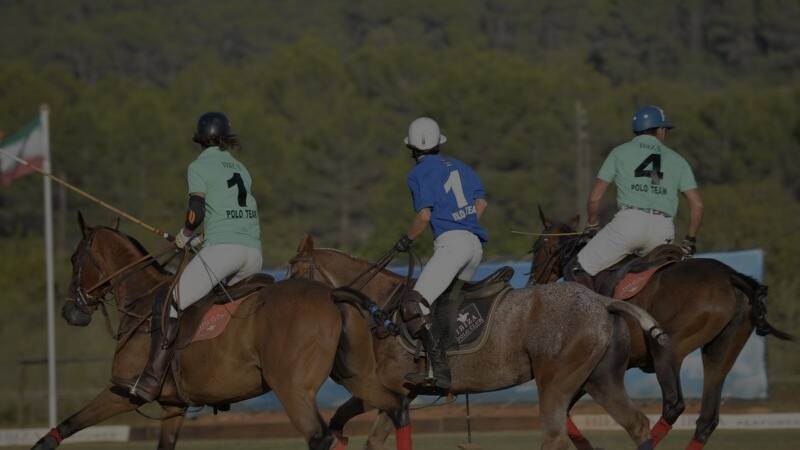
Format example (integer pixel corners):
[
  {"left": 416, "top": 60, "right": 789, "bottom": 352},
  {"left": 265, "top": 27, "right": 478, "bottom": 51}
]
[
  {"left": 127, "top": 112, "right": 263, "bottom": 402},
  {"left": 571, "top": 105, "right": 704, "bottom": 288}
]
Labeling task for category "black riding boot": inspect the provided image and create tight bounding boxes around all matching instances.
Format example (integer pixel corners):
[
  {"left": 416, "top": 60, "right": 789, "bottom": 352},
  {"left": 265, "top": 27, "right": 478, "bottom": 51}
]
[
  {"left": 130, "top": 317, "right": 178, "bottom": 402},
  {"left": 130, "top": 293, "right": 179, "bottom": 402},
  {"left": 405, "top": 324, "right": 452, "bottom": 390}
]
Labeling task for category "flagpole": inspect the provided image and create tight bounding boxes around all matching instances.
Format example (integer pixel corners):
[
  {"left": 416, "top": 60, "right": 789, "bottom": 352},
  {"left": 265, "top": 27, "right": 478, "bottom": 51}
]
[{"left": 41, "top": 104, "right": 57, "bottom": 428}]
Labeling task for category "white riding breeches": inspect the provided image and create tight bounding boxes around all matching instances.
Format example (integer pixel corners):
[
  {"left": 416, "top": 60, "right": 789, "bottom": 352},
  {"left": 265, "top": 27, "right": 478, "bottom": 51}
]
[
  {"left": 413, "top": 230, "right": 483, "bottom": 315},
  {"left": 169, "top": 244, "right": 263, "bottom": 318},
  {"left": 577, "top": 208, "right": 674, "bottom": 276}
]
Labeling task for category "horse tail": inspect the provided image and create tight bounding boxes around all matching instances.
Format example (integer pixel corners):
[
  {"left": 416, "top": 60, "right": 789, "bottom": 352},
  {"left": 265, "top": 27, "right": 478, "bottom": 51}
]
[
  {"left": 728, "top": 270, "right": 795, "bottom": 341},
  {"left": 599, "top": 297, "right": 671, "bottom": 347}
]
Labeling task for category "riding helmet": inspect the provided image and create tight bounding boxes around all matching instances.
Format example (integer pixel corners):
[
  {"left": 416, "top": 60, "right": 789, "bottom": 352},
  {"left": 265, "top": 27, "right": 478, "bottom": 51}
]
[
  {"left": 404, "top": 117, "right": 447, "bottom": 151},
  {"left": 632, "top": 105, "right": 674, "bottom": 133},
  {"left": 195, "top": 112, "right": 234, "bottom": 141}
]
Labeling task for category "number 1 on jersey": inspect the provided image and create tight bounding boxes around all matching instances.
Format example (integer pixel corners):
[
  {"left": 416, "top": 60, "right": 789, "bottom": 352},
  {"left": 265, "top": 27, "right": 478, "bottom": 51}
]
[
  {"left": 227, "top": 173, "right": 248, "bottom": 207},
  {"left": 444, "top": 170, "right": 468, "bottom": 208}
]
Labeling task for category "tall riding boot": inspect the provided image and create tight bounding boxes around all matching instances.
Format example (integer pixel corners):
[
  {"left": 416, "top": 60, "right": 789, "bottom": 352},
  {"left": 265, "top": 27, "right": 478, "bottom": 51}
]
[
  {"left": 405, "top": 324, "right": 452, "bottom": 390},
  {"left": 130, "top": 317, "right": 178, "bottom": 402}
]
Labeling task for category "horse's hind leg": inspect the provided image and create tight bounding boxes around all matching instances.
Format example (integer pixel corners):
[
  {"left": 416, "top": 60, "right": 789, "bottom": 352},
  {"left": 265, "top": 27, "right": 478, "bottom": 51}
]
[
  {"left": 690, "top": 304, "right": 753, "bottom": 450},
  {"left": 156, "top": 404, "right": 187, "bottom": 450},
  {"left": 565, "top": 390, "right": 593, "bottom": 450},
  {"left": 647, "top": 334, "right": 685, "bottom": 447},
  {"left": 30, "top": 387, "right": 137, "bottom": 449},
  {"left": 584, "top": 376, "right": 651, "bottom": 450},
  {"left": 536, "top": 351, "right": 606, "bottom": 450},
  {"left": 330, "top": 397, "right": 371, "bottom": 445},
  {"left": 271, "top": 381, "right": 334, "bottom": 450},
  {"left": 582, "top": 317, "right": 650, "bottom": 449}
]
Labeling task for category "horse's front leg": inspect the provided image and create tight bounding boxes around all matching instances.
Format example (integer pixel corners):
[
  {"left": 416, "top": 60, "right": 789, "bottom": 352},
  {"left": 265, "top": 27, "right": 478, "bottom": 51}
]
[
  {"left": 30, "top": 387, "right": 138, "bottom": 450},
  {"left": 157, "top": 404, "right": 187, "bottom": 450}
]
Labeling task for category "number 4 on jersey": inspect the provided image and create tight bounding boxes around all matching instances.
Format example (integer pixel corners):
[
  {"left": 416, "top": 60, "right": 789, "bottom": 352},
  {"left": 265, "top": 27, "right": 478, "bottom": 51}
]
[{"left": 634, "top": 154, "right": 664, "bottom": 183}]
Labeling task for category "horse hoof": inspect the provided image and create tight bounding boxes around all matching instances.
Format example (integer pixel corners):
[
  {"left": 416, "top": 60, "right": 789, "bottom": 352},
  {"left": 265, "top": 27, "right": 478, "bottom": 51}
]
[{"left": 30, "top": 436, "right": 57, "bottom": 450}]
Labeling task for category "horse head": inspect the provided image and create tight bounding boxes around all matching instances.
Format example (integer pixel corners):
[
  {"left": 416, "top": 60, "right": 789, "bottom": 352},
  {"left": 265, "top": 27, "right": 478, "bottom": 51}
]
[
  {"left": 63, "top": 211, "right": 162, "bottom": 327},
  {"left": 527, "top": 205, "right": 580, "bottom": 286},
  {"left": 289, "top": 234, "right": 403, "bottom": 306}
]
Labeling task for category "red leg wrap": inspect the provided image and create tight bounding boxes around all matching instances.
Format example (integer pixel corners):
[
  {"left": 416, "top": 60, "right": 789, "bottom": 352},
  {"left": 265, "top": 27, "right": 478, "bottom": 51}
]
[
  {"left": 396, "top": 424, "right": 413, "bottom": 450},
  {"left": 46, "top": 428, "right": 63, "bottom": 444},
  {"left": 686, "top": 439, "right": 704, "bottom": 450},
  {"left": 566, "top": 417, "right": 593, "bottom": 450},
  {"left": 331, "top": 437, "right": 348, "bottom": 450},
  {"left": 649, "top": 417, "right": 673, "bottom": 446}
]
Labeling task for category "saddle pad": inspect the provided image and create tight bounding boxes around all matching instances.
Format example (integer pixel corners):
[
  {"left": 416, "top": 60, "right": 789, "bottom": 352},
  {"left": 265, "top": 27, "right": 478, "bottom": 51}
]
[
  {"left": 190, "top": 296, "right": 249, "bottom": 343},
  {"left": 397, "top": 286, "right": 511, "bottom": 357},
  {"left": 613, "top": 261, "right": 674, "bottom": 300}
]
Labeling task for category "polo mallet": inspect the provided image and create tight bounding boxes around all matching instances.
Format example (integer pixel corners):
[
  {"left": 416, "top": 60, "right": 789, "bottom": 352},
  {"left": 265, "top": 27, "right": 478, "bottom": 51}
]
[
  {"left": 0, "top": 148, "right": 173, "bottom": 241},
  {"left": 457, "top": 393, "right": 482, "bottom": 450}
]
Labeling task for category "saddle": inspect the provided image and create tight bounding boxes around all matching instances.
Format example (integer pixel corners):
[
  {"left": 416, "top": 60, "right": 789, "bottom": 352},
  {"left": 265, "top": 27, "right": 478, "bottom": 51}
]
[
  {"left": 396, "top": 266, "right": 514, "bottom": 356},
  {"left": 591, "top": 245, "right": 683, "bottom": 300},
  {"left": 176, "top": 273, "right": 275, "bottom": 347}
]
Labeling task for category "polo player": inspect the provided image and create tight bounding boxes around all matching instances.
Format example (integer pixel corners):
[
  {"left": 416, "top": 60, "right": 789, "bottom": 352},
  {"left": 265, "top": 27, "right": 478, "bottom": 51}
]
[
  {"left": 571, "top": 105, "right": 704, "bottom": 288},
  {"left": 127, "top": 112, "right": 264, "bottom": 401},
  {"left": 393, "top": 117, "right": 489, "bottom": 390}
]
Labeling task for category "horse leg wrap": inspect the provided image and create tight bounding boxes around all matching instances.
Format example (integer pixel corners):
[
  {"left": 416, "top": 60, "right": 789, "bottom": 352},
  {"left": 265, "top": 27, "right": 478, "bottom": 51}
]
[
  {"left": 330, "top": 437, "right": 348, "bottom": 450},
  {"left": 685, "top": 439, "right": 704, "bottom": 450},
  {"left": 395, "top": 424, "right": 413, "bottom": 450},
  {"left": 566, "top": 417, "right": 593, "bottom": 450},
  {"left": 46, "top": 428, "right": 63, "bottom": 445},
  {"left": 649, "top": 417, "right": 672, "bottom": 446}
]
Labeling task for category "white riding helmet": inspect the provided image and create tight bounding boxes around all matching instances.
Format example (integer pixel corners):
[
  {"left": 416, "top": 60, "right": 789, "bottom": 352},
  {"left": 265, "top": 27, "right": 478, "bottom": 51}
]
[{"left": 404, "top": 117, "right": 447, "bottom": 151}]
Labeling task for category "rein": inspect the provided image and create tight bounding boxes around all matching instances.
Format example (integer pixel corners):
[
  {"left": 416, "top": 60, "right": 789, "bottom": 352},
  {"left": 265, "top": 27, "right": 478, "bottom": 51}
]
[
  {"left": 529, "top": 232, "right": 585, "bottom": 285},
  {"left": 72, "top": 232, "right": 178, "bottom": 340}
]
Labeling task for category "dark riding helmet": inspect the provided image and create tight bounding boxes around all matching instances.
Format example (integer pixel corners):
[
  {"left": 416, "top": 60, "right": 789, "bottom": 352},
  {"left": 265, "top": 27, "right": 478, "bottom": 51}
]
[{"left": 193, "top": 112, "right": 234, "bottom": 145}]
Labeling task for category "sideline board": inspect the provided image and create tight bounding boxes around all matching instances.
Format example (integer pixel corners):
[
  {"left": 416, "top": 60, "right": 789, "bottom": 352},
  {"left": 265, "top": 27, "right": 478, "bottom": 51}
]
[{"left": 243, "top": 249, "right": 766, "bottom": 410}]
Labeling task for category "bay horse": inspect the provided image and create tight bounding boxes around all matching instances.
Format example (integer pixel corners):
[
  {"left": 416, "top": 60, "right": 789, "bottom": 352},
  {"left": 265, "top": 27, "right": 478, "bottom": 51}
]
[
  {"left": 528, "top": 207, "right": 794, "bottom": 450},
  {"left": 31, "top": 214, "right": 347, "bottom": 450},
  {"left": 289, "top": 235, "right": 679, "bottom": 450}
]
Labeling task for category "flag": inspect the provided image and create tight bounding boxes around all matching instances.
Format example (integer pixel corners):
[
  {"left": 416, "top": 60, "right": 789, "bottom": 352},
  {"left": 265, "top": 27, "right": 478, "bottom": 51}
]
[{"left": 0, "top": 115, "right": 48, "bottom": 185}]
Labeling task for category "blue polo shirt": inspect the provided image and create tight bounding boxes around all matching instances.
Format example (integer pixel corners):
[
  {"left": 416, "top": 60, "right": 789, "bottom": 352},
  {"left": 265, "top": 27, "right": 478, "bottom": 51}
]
[{"left": 406, "top": 154, "right": 488, "bottom": 242}]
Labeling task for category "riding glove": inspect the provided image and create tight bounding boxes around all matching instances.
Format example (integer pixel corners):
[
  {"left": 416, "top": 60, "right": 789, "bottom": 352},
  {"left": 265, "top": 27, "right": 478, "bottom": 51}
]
[
  {"left": 681, "top": 236, "right": 697, "bottom": 256},
  {"left": 174, "top": 228, "right": 204, "bottom": 250},
  {"left": 582, "top": 222, "right": 601, "bottom": 238},
  {"left": 394, "top": 234, "right": 413, "bottom": 252}
]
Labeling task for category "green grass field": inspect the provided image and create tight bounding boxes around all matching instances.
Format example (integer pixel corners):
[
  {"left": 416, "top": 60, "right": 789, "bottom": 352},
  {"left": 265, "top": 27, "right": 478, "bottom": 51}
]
[{"left": 7, "top": 430, "right": 800, "bottom": 449}]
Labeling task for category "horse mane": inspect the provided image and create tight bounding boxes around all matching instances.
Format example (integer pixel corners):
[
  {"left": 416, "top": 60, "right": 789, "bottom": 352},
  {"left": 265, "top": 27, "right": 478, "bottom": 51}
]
[
  {"left": 315, "top": 247, "right": 405, "bottom": 282},
  {"left": 96, "top": 226, "right": 170, "bottom": 275}
]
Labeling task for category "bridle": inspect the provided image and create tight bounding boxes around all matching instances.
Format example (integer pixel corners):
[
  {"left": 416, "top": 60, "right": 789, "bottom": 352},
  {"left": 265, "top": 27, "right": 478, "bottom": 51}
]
[
  {"left": 69, "top": 228, "right": 176, "bottom": 339},
  {"left": 287, "top": 254, "right": 337, "bottom": 286},
  {"left": 529, "top": 229, "right": 585, "bottom": 285}
]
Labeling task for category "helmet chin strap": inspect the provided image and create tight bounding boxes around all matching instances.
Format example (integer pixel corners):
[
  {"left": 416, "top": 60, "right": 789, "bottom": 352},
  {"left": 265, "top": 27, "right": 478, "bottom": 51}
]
[{"left": 409, "top": 145, "right": 439, "bottom": 162}]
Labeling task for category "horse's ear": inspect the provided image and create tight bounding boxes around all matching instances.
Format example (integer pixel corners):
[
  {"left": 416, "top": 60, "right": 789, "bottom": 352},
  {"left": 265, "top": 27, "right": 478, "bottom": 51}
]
[
  {"left": 569, "top": 214, "right": 580, "bottom": 231},
  {"left": 77, "top": 211, "right": 87, "bottom": 238},
  {"left": 298, "top": 233, "right": 314, "bottom": 256},
  {"left": 112, "top": 217, "right": 120, "bottom": 230},
  {"left": 537, "top": 204, "right": 551, "bottom": 228}
]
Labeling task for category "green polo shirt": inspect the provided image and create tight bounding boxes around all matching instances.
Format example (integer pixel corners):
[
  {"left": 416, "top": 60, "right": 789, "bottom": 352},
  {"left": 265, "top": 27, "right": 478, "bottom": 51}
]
[
  {"left": 187, "top": 147, "right": 261, "bottom": 249},
  {"left": 597, "top": 135, "right": 697, "bottom": 217}
]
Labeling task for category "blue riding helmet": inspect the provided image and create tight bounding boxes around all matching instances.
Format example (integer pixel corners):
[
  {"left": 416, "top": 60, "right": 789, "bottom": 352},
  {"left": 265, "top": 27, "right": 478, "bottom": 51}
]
[{"left": 632, "top": 105, "right": 674, "bottom": 133}]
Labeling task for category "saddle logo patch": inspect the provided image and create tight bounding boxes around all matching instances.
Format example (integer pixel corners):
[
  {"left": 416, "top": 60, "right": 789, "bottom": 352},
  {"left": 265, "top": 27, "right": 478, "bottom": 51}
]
[{"left": 455, "top": 303, "right": 485, "bottom": 344}]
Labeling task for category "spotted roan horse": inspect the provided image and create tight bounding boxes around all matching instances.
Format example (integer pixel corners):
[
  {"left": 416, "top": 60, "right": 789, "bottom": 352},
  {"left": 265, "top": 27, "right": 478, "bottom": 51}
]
[
  {"left": 32, "top": 215, "right": 347, "bottom": 450},
  {"left": 529, "top": 207, "right": 794, "bottom": 450},
  {"left": 290, "top": 235, "right": 679, "bottom": 450}
]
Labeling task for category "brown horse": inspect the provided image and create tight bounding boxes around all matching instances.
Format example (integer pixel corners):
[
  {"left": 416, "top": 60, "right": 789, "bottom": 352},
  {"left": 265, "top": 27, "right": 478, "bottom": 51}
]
[
  {"left": 528, "top": 208, "right": 794, "bottom": 450},
  {"left": 31, "top": 215, "right": 346, "bottom": 450},
  {"left": 289, "top": 235, "right": 678, "bottom": 450}
]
